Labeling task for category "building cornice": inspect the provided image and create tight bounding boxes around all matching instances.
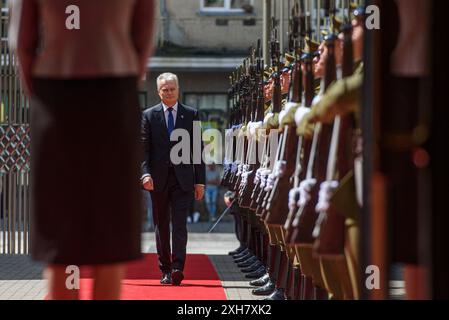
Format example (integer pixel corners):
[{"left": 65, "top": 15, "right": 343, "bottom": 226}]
[{"left": 148, "top": 56, "right": 245, "bottom": 72}]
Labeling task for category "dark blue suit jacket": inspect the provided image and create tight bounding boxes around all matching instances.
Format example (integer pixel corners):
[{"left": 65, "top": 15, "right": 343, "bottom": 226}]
[{"left": 141, "top": 103, "right": 206, "bottom": 192}]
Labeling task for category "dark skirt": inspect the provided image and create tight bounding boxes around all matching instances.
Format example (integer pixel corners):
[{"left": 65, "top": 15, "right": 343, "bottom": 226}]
[
  {"left": 383, "top": 76, "right": 421, "bottom": 265},
  {"left": 30, "top": 77, "right": 142, "bottom": 265}
]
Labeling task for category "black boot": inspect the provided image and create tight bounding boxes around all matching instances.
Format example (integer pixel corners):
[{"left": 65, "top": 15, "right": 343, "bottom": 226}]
[
  {"left": 249, "top": 273, "right": 270, "bottom": 286},
  {"left": 245, "top": 266, "right": 266, "bottom": 279},
  {"left": 252, "top": 280, "right": 275, "bottom": 296},
  {"left": 233, "top": 248, "right": 250, "bottom": 259},
  {"left": 241, "top": 260, "right": 263, "bottom": 273},
  {"left": 228, "top": 245, "right": 246, "bottom": 256},
  {"left": 234, "top": 251, "right": 253, "bottom": 263},
  {"left": 264, "top": 288, "right": 286, "bottom": 300},
  {"left": 237, "top": 255, "right": 258, "bottom": 268}
]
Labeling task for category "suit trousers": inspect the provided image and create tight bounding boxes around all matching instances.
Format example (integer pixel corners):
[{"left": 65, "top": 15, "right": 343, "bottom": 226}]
[{"left": 151, "top": 167, "right": 194, "bottom": 273}]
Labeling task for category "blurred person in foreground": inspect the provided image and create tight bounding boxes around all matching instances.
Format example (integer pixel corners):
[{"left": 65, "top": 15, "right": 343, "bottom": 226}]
[{"left": 9, "top": 0, "right": 155, "bottom": 300}]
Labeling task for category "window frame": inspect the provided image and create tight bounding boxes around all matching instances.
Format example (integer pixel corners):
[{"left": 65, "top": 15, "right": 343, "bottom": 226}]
[
  {"left": 200, "top": 0, "right": 253, "bottom": 13},
  {"left": 138, "top": 91, "right": 148, "bottom": 110},
  {"left": 183, "top": 92, "right": 229, "bottom": 113}
]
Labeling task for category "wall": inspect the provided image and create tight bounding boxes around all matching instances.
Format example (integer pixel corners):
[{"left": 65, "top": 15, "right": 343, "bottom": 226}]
[{"left": 145, "top": 71, "right": 230, "bottom": 107}]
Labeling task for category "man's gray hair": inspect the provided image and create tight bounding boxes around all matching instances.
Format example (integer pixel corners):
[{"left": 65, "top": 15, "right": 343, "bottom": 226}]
[{"left": 157, "top": 73, "right": 179, "bottom": 91}]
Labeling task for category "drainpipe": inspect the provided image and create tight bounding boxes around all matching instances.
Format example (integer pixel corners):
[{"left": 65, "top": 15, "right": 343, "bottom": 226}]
[
  {"left": 159, "top": 0, "right": 169, "bottom": 46},
  {"left": 263, "top": 0, "right": 272, "bottom": 66},
  {"left": 279, "top": 0, "right": 284, "bottom": 52}
]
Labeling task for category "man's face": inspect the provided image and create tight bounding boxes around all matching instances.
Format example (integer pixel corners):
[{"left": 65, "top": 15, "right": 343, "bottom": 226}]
[
  {"left": 352, "top": 19, "right": 364, "bottom": 61},
  {"left": 158, "top": 80, "right": 179, "bottom": 106},
  {"left": 314, "top": 41, "right": 327, "bottom": 78},
  {"left": 335, "top": 35, "right": 343, "bottom": 66},
  {"left": 281, "top": 70, "right": 291, "bottom": 94},
  {"left": 313, "top": 38, "right": 342, "bottom": 77},
  {"left": 264, "top": 79, "right": 273, "bottom": 102}
]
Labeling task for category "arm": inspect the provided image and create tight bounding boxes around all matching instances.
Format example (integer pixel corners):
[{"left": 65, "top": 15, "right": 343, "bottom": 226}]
[
  {"left": 141, "top": 111, "right": 152, "bottom": 178},
  {"left": 131, "top": 0, "right": 155, "bottom": 81},
  {"left": 309, "top": 72, "right": 363, "bottom": 124},
  {"left": 9, "top": 0, "right": 39, "bottom": 95}
]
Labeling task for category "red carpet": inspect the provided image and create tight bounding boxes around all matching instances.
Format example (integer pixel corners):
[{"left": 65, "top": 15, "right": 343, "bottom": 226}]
[{"left": 48, "top": 254, "right": 227, "bottom": 300}]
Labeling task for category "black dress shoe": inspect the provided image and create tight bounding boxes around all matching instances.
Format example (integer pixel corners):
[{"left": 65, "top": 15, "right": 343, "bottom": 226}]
[
  {"left": 241, "top": 261, "right": 263, "bottom": 273},
  {"left": 264, "top": 288, "right": 286, "bottom": 300},
  {"left": 234, "top": 252, "right": 253, "bottom": 263},
  {"left": 228, "top": 245, "right": 246, "bottom": 256},
  {"left": 171, "top": 269, "right": 184, "bottom": 286},
  {"left": 245, "top": 266, "right": 266, "bottom": 279},
  {"left": 237, "top": 256, "right": 258, "bottom": 268},
  {"left": 160, "top": 273, "right": 171, "bottom": 284},
  {"left": 249, "top": 273, "right": 270, "bottom": 286},
  {"left": 252, "top": 280, "right": 275, "bottom": 296},
  {"left": 233, "top": 248, "right": 250, "bottom": 259},
  {"left": 233, "top": 250, "right": 251, "bottom": 261},
  {"left": 233, "top": 247, "right": 249, "bottom": 256}
]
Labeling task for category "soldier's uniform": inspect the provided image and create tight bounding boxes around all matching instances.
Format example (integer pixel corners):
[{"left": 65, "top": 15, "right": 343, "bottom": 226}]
[{"left": 228, "top": 1, "right": 368, "bottom": 301}]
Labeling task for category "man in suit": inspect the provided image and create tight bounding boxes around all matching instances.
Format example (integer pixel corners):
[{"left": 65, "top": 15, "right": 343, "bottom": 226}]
[{"left": 141, "top": 72, "right": 205, "bottom": 286}]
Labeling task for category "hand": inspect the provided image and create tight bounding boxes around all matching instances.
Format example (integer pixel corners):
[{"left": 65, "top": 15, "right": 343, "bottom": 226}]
[
  {"left": 142, "top": 176, "right": 154, "bottom": 191},
  {"left": 194, "top": 185, "right": 205, "bottom": 201}
]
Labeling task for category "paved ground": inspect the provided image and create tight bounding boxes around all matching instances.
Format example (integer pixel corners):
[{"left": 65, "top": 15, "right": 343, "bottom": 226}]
[
  {"left": 0, "top": 222, "right": 258, "bottom": 300},
  {"left": 0, "top": 221, "right": 405, "bottom": 300}
]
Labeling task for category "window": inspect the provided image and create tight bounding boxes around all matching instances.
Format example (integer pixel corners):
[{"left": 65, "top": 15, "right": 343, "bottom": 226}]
[
  {"left": 184, "top": 93, "right": 229, "bottom": 133},
  {"left": 184, "top": 93, "right": 228, "bottom": 112},
  {"left": 200, "top": 0, "right": 254, "bottom": 13},
  {"left": 138, "top": 91, "right": 148, "bottom": 109}
]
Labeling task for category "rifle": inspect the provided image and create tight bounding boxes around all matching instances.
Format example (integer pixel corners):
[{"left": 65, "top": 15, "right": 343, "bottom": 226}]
[
  {"left": 257, "top": 19, "right": 284, "bottom": 221},
  {"left": 240, "top": 42, "right": 265, "bottom": 208},
  {"left": 222, "top": 74, "right": 236, "bottom": 187},
  {"left": 228, "top": 66, "right": 244, "bottom": 191},
  {"left": 290, "top": 0, "right": 338, "bottom": 247},
  {"left": 248, "top": 43, "right": 269, "bottom": 211},
  {"left": 232, "top": 61, "right": 251, "bottom": 193},
  {"left": 288, "top": 49, "right": 318, "bottom": 245},
  {"left": 283, "top": 0, "right": 314, "bottom": 243},
  {"left": 265, "top": 1, "right": 303, "bottom": 227},
  {"left": 312, "top": 1, "right": 355, "bottom": 257}
]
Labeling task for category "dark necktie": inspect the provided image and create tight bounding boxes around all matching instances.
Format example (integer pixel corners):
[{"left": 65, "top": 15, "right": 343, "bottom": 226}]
[{"left": 167, "top": 107, "right": 174, "bottom": 137}]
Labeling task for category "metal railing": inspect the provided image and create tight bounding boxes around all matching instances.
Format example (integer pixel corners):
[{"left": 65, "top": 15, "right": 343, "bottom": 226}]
[{"left": 1, "top": 4, "right": 31, "bottom": 255}]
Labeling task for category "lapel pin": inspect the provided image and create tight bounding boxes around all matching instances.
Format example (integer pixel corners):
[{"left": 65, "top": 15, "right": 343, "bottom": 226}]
[{"left": 181, "top": 114, "right": 184, "bottom": 119}]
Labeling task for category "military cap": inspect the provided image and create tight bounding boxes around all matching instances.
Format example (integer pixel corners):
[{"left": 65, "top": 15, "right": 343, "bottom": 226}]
[
  {"left": 333, "top": 16, "right": 343, "bottom": 33},
  {"left": 264, "top": 67, "right": 273, "bottom": 80},
  {"left": 284, "top": 53, "right": 295, "bottom": 67},
  {"left": 353, "top": 6, "right": 365, "bottom": 20},
  {"left": 350, "top": 2, "right": 358, "bottom": 10},
  {"left": 304, "top": 36, "right": 320, "bottom": 54},
  {"left": 324, "top": 32, "right": 338, "bottom": 44},
  {"left": 321, "top": 16, "right": 343, "bottom": 39}
]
